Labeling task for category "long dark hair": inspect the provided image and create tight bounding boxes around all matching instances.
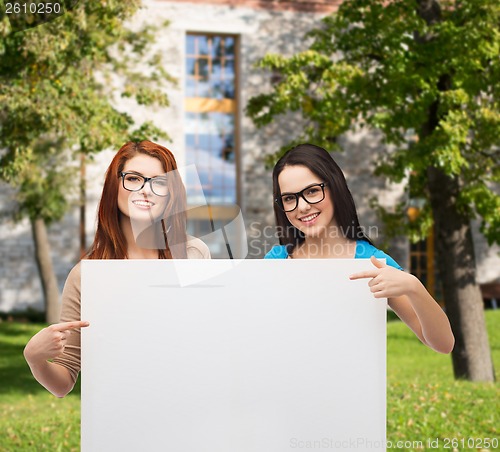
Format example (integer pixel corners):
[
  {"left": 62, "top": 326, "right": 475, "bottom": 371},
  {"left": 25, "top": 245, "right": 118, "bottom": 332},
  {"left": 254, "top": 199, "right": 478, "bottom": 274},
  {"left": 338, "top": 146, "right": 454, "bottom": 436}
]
[
  {"left": 87, "top": 141, "right": 188, "bottom": 259},
  {"left": 272, "top": 143, "right": 372, "bottom": 253}
]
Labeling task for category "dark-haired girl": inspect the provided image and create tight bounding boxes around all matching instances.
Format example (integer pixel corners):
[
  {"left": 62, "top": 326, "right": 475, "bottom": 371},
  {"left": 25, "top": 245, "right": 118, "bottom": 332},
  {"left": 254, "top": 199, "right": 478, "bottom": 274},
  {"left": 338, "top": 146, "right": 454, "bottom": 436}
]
[{"left": 265, "top": 143, "right": 454, "bottom": 354}]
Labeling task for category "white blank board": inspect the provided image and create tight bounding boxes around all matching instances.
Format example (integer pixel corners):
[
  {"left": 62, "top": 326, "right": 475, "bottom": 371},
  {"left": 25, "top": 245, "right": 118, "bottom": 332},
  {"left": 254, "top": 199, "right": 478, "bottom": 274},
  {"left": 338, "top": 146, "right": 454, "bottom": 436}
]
[{"left": 81, "top": 260, "right": 386, "bottom": 452}]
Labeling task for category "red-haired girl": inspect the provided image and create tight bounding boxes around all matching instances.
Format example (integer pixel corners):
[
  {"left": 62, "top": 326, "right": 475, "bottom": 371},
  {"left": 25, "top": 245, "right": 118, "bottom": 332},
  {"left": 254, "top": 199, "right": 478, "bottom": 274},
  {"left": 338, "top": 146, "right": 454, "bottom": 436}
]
[{"left": 24, "top": 141, "right": 210, "bottom": 397}]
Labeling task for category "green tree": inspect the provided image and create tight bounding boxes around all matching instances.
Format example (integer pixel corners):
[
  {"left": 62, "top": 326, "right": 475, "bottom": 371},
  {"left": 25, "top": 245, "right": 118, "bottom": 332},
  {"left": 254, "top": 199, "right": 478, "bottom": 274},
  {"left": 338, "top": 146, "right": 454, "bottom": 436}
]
[
  {"left": 0, "top": 0, "right": 173, "bottom": 322},
  {"left": 247, "top": 0, "right": 499, "bottom": 381}
]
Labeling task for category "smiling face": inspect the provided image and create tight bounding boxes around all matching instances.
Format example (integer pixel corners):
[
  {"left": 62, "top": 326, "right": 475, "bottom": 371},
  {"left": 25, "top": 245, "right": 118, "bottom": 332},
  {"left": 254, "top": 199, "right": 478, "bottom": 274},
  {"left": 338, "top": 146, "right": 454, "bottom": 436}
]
[
  {"left": 117, "top": 154, "right": 168, "bottom": 222},
  {"left": 278, "top": 165, "right": 335, "bottom": 237}
]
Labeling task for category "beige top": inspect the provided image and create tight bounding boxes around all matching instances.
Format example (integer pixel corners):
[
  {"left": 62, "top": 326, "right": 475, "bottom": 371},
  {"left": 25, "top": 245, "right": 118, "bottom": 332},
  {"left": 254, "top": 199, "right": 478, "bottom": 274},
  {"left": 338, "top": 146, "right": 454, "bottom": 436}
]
[{"left": 52, "top": 237, "right": 211, "bottom": 383}]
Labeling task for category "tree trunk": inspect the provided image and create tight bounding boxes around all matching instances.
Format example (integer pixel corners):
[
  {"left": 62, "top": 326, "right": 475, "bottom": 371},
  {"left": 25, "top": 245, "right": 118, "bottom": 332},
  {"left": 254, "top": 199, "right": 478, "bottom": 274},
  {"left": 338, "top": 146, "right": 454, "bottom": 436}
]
[
  {"left": 80, "top": 153, "right": 87, "bottom": 258},
  {"left": 31, "top": 217, "right": 60, "bottom": 324},
  {"left": 416, "top": 0, "right": 494, "bottom": 382},
  {"left": 427, "top": 167, "right": 494, "bottom": 381}
]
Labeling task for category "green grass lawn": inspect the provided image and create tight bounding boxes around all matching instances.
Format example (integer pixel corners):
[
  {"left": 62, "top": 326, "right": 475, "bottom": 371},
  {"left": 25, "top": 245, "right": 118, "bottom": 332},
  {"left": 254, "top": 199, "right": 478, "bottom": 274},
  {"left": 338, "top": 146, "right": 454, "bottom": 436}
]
[
  {"left": 387, "top": 310, "right": 499, "bottom": 451},
  {"left": 1, "top": 311, "right": 499, "bottom": 451}
]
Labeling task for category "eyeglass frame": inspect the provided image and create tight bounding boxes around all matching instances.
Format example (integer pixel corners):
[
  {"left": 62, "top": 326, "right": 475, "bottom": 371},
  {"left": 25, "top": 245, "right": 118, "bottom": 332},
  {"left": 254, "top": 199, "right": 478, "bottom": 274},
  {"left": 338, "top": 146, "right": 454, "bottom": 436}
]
[
  {"left": 119, "top": 171, "right": 169, "bottom": 197},
  {"left": 275, "top": 182, "right": 328, "bottom": 212}
]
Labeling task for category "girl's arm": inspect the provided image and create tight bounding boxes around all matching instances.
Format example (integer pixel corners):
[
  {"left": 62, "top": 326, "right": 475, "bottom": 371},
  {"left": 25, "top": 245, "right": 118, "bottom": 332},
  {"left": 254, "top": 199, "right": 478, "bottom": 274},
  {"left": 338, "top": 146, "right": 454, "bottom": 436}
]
[
  {"left": 350, "top": 256, "right": 455, "bottom": 354},
  {"left": 24, "top": 321, "right": 89, "bottom": 397}
]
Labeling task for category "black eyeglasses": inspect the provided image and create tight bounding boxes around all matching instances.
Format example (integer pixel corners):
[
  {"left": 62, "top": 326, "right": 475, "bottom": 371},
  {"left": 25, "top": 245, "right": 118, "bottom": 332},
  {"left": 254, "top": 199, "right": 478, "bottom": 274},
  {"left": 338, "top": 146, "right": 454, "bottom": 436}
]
[
  {"left": 276, "top": 182, "right": 327, "bottom": 212},
  {"left": 120, "top": 172, "right": 169, "bottom": 197}
]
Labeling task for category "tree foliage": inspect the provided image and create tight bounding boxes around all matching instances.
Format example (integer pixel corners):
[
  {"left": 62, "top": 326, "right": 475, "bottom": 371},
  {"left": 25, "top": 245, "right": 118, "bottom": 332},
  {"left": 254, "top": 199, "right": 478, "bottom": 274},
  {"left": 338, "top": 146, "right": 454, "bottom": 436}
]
[
  {"left": 0, "top": 0, "right": 174, "bottom": 223},
  {"left": 247, "top": 0, "right": 500, "bottom": 245},
  {"left": 0, "top": 0, "right": 175, "bottom": 322}
]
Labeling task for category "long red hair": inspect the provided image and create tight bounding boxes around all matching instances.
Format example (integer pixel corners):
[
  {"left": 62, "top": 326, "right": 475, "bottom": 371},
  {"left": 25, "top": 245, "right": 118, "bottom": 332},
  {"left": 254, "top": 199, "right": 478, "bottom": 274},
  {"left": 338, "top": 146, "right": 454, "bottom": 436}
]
[{"left": 87, "top": 141, "right": 188, "bottom": 259}]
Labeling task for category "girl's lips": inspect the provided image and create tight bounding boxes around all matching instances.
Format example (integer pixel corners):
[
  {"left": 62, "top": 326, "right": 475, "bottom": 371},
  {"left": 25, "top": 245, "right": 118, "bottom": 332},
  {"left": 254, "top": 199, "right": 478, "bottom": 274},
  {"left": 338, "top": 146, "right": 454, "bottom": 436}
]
[{"left": 299, "top": 212, "right": 320, "bottom": 224}]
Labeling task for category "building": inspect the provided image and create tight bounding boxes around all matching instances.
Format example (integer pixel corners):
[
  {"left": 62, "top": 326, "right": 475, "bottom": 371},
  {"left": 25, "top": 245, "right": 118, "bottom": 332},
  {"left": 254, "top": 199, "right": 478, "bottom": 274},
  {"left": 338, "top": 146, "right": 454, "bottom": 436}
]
[{"left": 0, "top": 0, "right": 498, "bottom": 313}]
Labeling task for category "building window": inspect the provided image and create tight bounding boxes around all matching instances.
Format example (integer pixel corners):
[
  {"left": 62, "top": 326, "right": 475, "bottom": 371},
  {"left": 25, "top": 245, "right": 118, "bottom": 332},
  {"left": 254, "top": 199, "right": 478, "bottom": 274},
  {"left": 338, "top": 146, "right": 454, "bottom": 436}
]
[
  {"left": 185, "top": 34, "right": 237, "bottom": 205},
  {"left": 185, "top": 34, "right": 239, "bottom": 256}
]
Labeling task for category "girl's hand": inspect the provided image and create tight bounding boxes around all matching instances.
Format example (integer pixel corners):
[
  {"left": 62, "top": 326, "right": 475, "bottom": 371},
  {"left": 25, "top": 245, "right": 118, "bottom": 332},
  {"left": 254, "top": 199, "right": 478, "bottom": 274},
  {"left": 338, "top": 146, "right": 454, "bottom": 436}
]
[
  {"left": 349, "top": 256, "right": 416, "bottom": 299},
  {"left": 24, "top": 321, "right": 89, "bottom": 363}
]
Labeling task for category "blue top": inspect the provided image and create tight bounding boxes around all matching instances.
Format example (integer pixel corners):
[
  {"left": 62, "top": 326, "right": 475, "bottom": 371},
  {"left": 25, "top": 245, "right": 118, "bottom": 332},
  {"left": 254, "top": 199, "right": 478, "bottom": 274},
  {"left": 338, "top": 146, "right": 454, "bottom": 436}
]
[{"left": 264, "top": 240, "right": 403, "bottom": 270}]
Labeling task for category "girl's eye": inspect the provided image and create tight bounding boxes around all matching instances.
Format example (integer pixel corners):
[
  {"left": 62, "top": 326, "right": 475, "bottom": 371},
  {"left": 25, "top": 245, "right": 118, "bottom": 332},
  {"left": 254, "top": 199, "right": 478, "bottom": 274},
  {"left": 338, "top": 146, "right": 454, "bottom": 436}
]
[
  {"left": 306, "top": 187, "right": 320, "bottom": 196},
  {"left": 153, "top": 179, "right": 168, "bottom": 187},
  {"left": 126, "top": 176, "right": 141, "bottom": 182},
  {"left": 282, "top": 195, "right": 296, "bottom": 203}
]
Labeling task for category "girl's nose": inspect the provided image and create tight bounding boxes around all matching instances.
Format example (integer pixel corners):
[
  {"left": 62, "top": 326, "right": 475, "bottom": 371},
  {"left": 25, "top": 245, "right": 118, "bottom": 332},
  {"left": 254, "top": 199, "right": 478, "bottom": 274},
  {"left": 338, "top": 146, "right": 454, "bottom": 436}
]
[
  {"left": 139, "top": 180, "right": 154, "bottom": 196},
  {"left": 297, "top": 196, "right": 311, "bottom": 212}
]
